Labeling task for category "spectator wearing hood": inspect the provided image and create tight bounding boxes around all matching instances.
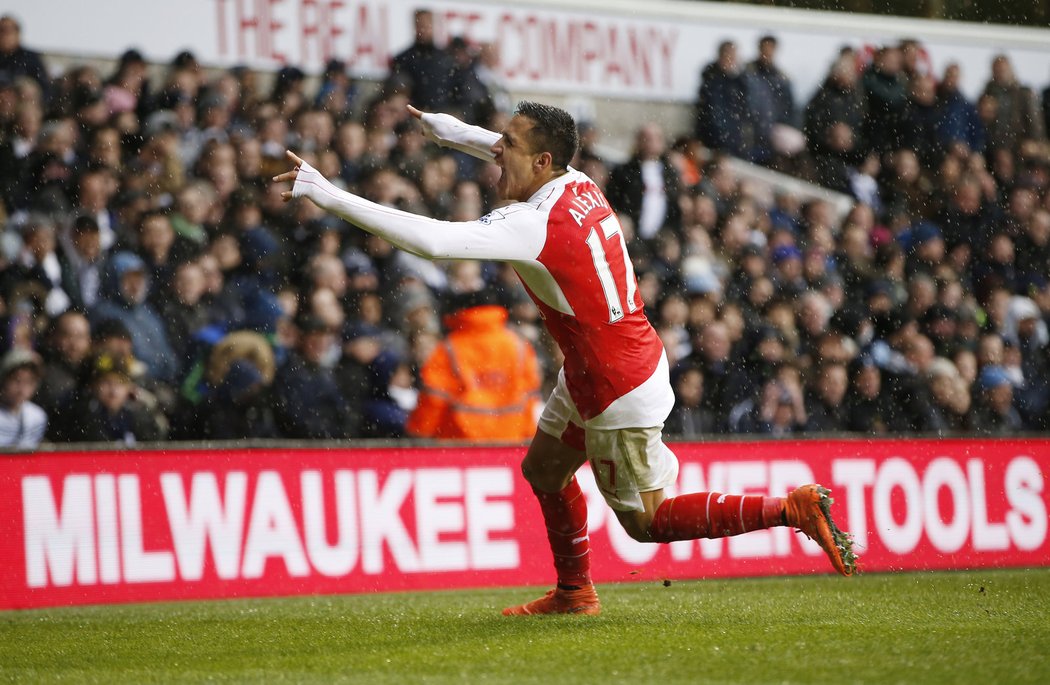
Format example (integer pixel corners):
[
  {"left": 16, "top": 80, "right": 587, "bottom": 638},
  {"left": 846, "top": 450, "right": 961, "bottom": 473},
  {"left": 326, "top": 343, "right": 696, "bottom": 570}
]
[
  {"left": 969, "top": 364, "right": 1023, "bottom": 434},
  {"left": 0, "top": 348, "right": 47, "bottom": 448},
  {"left": 1002, "top": 296, "right": 1049, "bottom": 428},
  {"left": 195, "top": 357, "right": 277, "bottom": 440},
  {"left": 89, "top": 250, "right": 178, "bottom": 383},
  {"left": 407, "top": 289, "right": 541, "bottom": 441},
  {"left": 362, "top": 349, "right": 417, "bottom": 439}
]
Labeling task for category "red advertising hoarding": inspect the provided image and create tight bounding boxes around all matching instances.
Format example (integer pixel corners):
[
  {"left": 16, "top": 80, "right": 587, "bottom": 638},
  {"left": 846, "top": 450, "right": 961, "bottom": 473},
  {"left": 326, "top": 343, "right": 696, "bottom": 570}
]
[{"left": 1, "top": 439, "right": 1047, "bottom": 610}]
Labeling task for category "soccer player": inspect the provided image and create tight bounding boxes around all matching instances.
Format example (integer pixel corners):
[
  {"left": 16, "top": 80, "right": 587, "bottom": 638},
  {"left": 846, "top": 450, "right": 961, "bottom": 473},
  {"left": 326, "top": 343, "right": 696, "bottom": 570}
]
[{"left": 274, "top": 102, "right": 856, "bottom": 615}]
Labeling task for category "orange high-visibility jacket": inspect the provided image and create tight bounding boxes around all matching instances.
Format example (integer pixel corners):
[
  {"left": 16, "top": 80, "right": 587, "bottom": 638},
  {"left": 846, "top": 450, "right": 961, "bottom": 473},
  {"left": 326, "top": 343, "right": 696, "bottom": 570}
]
[{"left": 407, "top": 305, "right": 542, "bottom": 441}]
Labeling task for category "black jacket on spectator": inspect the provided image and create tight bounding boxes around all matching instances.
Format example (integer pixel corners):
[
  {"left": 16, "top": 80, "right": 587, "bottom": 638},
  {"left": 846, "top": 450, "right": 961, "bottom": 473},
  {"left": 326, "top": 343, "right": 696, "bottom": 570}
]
[
  {"left": 50, "top": 392, "right": 163, "bottom": 444},
  {"left": 272, "top": 351, "right": 354, "bottom": 440},
  {"left": 696, "top": 63, "right": 757, "bottom": 161},
  {"left": 606, "top": 156, "right": 683, "bottom": 239}
]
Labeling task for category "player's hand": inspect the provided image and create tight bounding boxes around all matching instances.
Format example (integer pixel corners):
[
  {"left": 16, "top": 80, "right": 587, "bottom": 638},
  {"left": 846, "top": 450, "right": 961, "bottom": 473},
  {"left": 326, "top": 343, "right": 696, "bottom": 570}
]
[
  {"left": 407, "top": 104, "right": 441, "bottom": 145},
  {"left": 272, "top": 150, "right": 306, "bottom": 202}
]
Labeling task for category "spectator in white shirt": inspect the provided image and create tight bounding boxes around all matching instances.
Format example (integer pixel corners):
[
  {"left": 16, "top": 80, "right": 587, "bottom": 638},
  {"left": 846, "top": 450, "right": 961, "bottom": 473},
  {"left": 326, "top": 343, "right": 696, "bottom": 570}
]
[{"left": 0, "top": 348, "right": 47, "bottom": 449}]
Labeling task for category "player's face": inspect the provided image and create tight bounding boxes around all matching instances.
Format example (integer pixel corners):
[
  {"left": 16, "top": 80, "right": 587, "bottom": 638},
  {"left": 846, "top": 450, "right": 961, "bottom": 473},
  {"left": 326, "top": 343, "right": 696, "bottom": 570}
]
[{"left": 490, "top": 115, "right": 544, "bottom": 202}]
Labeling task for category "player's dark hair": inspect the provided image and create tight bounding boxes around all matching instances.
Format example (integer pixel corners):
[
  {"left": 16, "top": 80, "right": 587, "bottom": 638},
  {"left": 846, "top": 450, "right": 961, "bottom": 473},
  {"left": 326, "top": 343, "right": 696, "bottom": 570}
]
[{"left": 514, "top": 101, "right": 579, "bottom": 170}]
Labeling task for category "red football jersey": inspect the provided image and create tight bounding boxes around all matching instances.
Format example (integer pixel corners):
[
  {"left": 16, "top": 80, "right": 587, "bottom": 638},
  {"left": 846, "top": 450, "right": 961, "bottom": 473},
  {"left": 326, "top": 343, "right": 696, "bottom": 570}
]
[{"left": 521, "top": 176, "right": 665, "bottom": 421}]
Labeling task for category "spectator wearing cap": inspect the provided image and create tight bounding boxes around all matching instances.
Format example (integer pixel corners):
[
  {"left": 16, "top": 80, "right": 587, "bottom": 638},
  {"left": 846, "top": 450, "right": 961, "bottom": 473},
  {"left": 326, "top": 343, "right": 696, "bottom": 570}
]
[
  {"left": 334, "top": 320, "right": 384, "bottom": 437},
  {"left": 272, "top": 315, "right": 354, "bottom": 439},
  {"left": 969, "top": 364, "right": 1023, "bottom": 434},
  {"left": 90, "top": 251, "right": 179, "bottom": 383},
  {"left": 49, "top": 351, "right": 164, "bottom": 444},
  {"left": 902, "top": 221, "right": 945, "bottom": 279},
  {"left": 36, "top": 310, "right": 91, "bottom": 418},
  {"left": 0, "top": 348, "right": 47, "bottom": 448},
  {"left": 407, "top": 289, "right": 542, "bottom": 441},
  {"left": 770, "top": 244, "right": 805, "bottom": 299}
]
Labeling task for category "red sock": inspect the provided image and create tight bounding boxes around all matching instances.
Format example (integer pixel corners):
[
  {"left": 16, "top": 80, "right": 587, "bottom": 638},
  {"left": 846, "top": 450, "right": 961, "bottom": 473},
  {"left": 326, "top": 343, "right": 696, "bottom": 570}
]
[
  {"left": 648, "top": 492, "right": 784, "bottom": 543},
  {"left": 532, "top": 476, "right": 591, "bottom": 588}
]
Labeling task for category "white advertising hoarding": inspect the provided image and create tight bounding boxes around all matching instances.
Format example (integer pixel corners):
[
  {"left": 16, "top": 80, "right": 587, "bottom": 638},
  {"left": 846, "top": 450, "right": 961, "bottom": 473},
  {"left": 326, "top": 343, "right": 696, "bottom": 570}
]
[{"left": 5, "top": 0, "right": 1049, "bottom": 103}]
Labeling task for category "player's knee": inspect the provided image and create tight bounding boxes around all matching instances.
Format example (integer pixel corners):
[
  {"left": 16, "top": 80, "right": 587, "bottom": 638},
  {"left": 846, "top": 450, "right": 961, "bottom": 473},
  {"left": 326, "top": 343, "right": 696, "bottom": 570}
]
[
  {"left": 520, "top": 460, "right": 562, "bottom": 491},
  {"left": 615, "top": 509, "right": 655, "bottom": 542}
]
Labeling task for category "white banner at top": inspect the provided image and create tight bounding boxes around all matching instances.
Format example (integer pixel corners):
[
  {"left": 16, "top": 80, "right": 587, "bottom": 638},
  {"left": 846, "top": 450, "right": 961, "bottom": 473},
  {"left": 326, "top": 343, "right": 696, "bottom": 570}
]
[{"left": 6, "top": 0, "right": 1050, "bottom": 103}]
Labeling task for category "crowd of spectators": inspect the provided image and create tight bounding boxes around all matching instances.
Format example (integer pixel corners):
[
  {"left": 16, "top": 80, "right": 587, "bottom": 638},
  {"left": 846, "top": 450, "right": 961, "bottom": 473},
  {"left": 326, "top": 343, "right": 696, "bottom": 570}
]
[{"left": 0, "top": 9, "right": 1049, "bottom": 448}]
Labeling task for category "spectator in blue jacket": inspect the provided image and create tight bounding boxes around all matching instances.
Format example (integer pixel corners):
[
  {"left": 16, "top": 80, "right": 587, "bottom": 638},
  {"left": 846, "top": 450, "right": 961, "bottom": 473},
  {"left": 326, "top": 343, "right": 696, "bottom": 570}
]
[
  {"left": 89, "top": 251, "right": 178, "bottom": 383},
  {"left": 935, "top": 63, "right": 985, "bottom": 155}
]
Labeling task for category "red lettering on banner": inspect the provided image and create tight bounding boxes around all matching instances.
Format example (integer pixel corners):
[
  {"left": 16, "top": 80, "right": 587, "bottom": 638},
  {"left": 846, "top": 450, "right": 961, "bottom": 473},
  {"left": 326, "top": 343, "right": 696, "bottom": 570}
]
[
  {"left": 494, "top": 12, "right": 678, "bottom": 90},
  {"left": 4, "top": 442, "right": 1049, "bottom": 610},
  {"left": 299, "top": 1, "right": 362, "bottom": 67},
  {"left": 344, "top": 5, "right": 388, "bottom": 70},
  {"left": 439, "top": 10, "right": 483, "bottom": 46}
]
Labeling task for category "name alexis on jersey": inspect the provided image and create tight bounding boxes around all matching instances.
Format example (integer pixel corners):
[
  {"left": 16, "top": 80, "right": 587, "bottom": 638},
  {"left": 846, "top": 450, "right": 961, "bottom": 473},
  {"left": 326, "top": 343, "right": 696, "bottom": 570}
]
[{"left": 568, "top": 187, "right": 610, "bottom": 227}]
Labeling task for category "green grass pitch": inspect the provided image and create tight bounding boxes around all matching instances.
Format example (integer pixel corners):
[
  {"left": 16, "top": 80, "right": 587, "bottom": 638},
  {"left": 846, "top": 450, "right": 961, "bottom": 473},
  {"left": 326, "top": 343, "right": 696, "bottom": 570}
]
[{"left": 2, "top": 568, "right": 1048, "bottom": 684}]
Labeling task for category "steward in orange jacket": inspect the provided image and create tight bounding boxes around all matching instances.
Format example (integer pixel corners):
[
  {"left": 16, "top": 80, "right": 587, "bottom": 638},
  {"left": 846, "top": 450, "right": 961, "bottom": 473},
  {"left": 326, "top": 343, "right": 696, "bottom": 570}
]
[{"left": 407, "top": 296, "right": 542, "bottom": 441}]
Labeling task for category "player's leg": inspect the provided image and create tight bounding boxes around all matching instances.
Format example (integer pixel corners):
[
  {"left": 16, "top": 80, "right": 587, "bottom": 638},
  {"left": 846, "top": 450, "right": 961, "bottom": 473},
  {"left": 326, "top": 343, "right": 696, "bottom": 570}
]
[
  {"left": 503, "top": 374, "right": 600, "bottom": 616},
  {"left": 591, "top": 427, "right": 857, "bottom": 576}
]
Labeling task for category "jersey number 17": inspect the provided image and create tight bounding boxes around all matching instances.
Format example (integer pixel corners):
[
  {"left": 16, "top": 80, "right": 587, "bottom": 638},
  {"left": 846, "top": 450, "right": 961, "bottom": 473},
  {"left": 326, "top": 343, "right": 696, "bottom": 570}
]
[{"left": 585, "top": 213, "right": 639, "bottom": 324}]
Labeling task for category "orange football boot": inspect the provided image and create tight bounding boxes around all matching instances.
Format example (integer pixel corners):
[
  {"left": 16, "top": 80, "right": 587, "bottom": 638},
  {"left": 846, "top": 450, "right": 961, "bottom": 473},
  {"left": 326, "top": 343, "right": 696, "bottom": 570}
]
[
  {"left": 784, "top": 484, "right": 858, "bottom": 576},
  {"left": 502, "top": 585, "right": 602, "bottom": 616}
]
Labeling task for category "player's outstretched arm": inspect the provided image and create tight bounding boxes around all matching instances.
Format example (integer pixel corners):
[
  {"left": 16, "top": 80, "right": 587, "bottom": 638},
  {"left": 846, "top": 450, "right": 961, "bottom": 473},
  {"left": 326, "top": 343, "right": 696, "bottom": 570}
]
[
  {"left": 273, "top": 151, "right": 542, "bottom": 262},
  {"left": 407, "top": 105, "right": 499, "bottom": 162}
]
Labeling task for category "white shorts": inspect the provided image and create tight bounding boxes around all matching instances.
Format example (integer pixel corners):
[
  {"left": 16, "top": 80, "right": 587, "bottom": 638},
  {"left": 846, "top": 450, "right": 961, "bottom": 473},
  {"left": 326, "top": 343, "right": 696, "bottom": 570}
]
[{"left": 538, "top": 370, "right": 680, "bottom": 512}]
